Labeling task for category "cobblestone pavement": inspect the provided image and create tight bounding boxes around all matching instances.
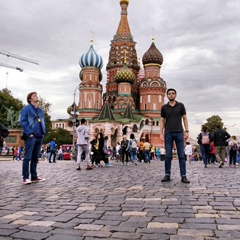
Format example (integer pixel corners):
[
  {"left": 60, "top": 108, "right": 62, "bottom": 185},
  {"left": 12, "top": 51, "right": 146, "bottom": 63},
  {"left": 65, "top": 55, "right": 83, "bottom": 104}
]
[{"left": 0, "top": 159, "right": 240, "bottom": 240}]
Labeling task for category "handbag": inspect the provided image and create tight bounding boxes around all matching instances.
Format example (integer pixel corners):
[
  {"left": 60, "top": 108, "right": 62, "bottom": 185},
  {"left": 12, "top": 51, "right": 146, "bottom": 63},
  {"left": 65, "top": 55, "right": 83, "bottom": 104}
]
[
  {"left": 0, "top": 122, "right": 9, "bottom": 138},
  {"left": 104, "top": 149, "right": 111, "bottom": 156},
  {"left": 20, "top": 132, "right": 28, "bottom": 141}
]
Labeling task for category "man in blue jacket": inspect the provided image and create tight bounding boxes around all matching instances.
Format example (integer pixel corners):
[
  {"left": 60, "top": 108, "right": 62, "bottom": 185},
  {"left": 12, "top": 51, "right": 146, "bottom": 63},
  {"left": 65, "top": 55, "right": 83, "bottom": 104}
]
[
  {"left": 49, "top": 138, "right": 57, "bottom": 163},
  {"left": 20, "top": 92, "right": 46, "bottom": 185}
]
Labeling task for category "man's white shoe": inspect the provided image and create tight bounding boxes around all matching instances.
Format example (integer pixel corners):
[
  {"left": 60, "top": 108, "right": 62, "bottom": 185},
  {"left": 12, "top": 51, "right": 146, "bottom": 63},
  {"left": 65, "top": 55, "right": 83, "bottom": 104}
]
[{"left": 23, "top": 179, "right": 32, "bottom": 185}]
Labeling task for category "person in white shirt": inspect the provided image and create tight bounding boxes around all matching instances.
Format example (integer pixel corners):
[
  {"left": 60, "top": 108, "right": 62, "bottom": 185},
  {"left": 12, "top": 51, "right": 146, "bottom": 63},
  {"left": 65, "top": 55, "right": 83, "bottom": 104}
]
[{"left": 184, "top": 142, "right": 192, "bottom": 163}]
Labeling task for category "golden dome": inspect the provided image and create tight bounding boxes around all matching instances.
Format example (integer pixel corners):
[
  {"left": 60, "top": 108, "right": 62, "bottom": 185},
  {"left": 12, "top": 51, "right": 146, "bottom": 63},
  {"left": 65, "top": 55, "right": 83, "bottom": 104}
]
[{"left": 115, "top": 64, "right": 135, "bottom": 84}]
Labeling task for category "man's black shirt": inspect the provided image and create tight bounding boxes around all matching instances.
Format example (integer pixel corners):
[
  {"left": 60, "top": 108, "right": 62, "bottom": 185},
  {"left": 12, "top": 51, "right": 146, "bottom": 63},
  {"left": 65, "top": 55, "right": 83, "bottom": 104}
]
[{"left": 161, "top": 101, "right": 186, "bottom": 133}]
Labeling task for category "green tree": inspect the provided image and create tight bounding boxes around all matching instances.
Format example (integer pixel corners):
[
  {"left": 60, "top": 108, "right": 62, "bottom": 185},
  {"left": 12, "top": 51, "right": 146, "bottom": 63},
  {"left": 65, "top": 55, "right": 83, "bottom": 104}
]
[
  {"left": 43, "top": 128, "right": 72, "bottom": 146},
  {"left": 38, "top": 96, "right": 52, "bottom": 134},
  {"left": 0, "top": 88, "right": 24, "bottom": 126},
  {"left": 202, "top": 115, "right": 224, "bottom": 134}
]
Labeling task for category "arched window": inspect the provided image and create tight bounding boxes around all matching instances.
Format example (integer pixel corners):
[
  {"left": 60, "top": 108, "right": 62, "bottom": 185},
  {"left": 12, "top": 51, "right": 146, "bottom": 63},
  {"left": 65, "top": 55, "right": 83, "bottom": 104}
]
[{"left": 145, "top": 119, "right": 149, "bottom": 125}]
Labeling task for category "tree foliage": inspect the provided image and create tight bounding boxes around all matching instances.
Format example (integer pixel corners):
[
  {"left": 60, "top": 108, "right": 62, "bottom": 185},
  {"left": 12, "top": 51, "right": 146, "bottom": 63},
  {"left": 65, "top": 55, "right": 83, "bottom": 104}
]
[
  {"left": 38, "top": 96, "right": 52, "bottom": 134},
  {"left": 201, "top": 115, "right": 224, "bottom": 134},
  {"left": 0, "top": 88, "right": 24, "bottom": 126},
  {"left": 43, "top": 128, "right": 72, "bottom": 146}
]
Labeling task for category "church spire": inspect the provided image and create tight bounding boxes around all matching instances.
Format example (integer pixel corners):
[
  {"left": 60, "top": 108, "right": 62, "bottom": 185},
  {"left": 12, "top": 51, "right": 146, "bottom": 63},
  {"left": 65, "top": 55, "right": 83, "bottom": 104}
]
[
  {"left": 115, "top": 0, "right": 132, "bottom": 40},
  {"left": 98, "top": 98, "right": 115, "bottom": 120}
]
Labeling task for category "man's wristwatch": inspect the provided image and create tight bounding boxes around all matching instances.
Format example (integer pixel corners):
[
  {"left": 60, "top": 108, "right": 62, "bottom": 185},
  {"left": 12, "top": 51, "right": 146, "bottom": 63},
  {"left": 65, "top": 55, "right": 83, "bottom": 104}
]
[{"left": 185, "top": 130, "right": 189, "bottom": 133}]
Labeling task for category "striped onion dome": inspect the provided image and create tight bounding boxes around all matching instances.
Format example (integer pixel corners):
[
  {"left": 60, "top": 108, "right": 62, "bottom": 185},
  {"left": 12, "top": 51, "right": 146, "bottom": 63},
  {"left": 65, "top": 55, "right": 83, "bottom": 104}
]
[
  {"left": 115, "top": 64, "right": 135, "bottom": 84},
  {"left": 142, "top": 38, "right": 163, "bottom": 65},
  {"left": 79, "top": 39, "right": 103, "bottom": 69}
]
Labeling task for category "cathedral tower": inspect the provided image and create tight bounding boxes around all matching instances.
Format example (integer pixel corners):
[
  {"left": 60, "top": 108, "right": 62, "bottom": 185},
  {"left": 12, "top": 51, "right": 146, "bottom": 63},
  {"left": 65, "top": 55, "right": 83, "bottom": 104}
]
[
  {"left": 78, "top": 39, "right": 103, "bottom": 119},
  {"left": 105, "top": 0, "right": 139, "bottom": 109},
  {"left": 139, "top": 38, "right": 167, "bottom": 118}
]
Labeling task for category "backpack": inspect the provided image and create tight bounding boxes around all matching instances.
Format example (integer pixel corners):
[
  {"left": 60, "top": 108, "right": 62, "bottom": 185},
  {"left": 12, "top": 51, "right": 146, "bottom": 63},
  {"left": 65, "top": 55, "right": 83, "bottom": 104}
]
[
  {"left": 201, "top": 132, "right": 210, "bottom": 145},
  {"left": 231, "top": 143, "right": 238, "bottom": 151},
  {"left": 121, "top": 140, "right": 128, "bottom": 149},
  {"left": 131, "top": 140, "right": 137, "bottom": 149}
]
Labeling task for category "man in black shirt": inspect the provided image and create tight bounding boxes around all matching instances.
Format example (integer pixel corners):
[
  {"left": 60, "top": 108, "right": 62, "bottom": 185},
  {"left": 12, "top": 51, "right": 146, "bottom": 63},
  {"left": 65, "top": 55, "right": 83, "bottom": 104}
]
[{"left": 160, "top": 88, "right": 190, "bottom": 183}]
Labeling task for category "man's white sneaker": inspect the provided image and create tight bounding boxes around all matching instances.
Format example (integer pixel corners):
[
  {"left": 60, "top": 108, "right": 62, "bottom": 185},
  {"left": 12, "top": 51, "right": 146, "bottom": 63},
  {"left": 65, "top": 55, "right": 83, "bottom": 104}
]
[
  {"left": 23, "top": 179, "right": 32, "bottom": 185},
  {"left": 31, "top": 177, "right": 46, "bottom": 183}
]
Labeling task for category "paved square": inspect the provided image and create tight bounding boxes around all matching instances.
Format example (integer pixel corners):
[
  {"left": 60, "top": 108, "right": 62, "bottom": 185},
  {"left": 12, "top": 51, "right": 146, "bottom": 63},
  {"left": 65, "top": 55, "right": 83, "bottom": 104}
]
[{"left": 0, "top": 159, "right": 240, "bottom": 239}]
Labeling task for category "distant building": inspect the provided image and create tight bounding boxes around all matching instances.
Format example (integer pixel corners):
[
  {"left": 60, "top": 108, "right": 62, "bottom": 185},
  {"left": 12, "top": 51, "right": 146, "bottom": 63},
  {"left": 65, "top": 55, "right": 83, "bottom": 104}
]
[{"left": 56, "top": 0, "right": 167, "bottom": 147}]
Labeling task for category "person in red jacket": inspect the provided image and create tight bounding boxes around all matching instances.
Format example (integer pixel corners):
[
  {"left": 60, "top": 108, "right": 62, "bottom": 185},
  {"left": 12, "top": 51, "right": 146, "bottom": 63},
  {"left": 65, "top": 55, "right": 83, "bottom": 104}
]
[{"left": 209, "top": 141, "right": 216, "bottom": 164}]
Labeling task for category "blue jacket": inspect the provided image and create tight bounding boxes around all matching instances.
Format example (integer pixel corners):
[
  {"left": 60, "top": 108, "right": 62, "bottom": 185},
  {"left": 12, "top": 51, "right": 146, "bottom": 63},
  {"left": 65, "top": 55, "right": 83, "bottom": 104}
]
[{"left": 20, "top": 104, "right": 46, "bottom": 137}]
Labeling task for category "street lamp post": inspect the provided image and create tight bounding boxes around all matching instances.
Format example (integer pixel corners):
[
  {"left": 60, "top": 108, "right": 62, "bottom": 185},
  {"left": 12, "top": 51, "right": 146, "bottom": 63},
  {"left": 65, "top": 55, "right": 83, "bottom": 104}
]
[{"left": 70, "top": 85, "right": 80, "bottom": 149}]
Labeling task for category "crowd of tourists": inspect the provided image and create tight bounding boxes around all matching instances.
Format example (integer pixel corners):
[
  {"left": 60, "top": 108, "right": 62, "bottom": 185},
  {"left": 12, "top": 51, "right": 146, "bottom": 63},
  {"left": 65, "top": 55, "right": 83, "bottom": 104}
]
[{"left": 185, "top": 125, "right": 240, "bottom": 168}]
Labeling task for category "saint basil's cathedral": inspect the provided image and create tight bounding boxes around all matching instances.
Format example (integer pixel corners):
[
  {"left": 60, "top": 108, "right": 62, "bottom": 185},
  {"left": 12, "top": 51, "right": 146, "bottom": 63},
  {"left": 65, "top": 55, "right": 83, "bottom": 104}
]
[{"left": 60, "top": 0, "right": 167, "bottom": 147}]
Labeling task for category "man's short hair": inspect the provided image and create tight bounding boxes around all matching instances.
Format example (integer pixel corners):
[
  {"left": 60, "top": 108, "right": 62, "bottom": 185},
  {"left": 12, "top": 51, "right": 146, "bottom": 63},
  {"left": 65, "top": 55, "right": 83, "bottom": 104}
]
[
  {"left": 167, "top": 88, "right": 177, "bottom": 94},
  {"left": 27, "top": 92, "right": 37, "bottom": 104},
  {"left": 81, "top": 118, "right": 86, "bottom": 124}
]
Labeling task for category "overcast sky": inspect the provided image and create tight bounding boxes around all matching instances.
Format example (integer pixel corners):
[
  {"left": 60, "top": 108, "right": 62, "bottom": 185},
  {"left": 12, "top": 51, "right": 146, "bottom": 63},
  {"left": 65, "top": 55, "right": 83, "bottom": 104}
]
[{"left": 0, "top": 0, "right": 239, "bottom": 139}]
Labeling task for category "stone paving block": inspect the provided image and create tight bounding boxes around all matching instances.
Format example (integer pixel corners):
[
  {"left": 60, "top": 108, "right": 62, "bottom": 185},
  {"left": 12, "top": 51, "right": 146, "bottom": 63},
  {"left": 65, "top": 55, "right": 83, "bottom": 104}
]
[
  {"left": 77, "top": 212, "right": 103, "bottom": 219},
  {"left": 177, "top": 229, "right": 213, "bottom": 237},
  {"left": 82, "top": 230, "right": 112, "bottom": 238},
  {"left": 170, "top": 236, "right": 204, "bottom": 240},
  {"left": 126, "top": 197, "right": 143, "bottom": 201},
  {"left": 161, "top": 198, "right": 178, "bottom": 202},
  {"left": 93, "top": 219, "right": 121, "bottom": 226},
  {"left": 29, "top": 221, "right": 55, "bottom": 227},
  {"left": 128, "top": 186, "right": 143, "bottom": 191},
  {"left": 215, "top": 230, "right": 240, "bottom": 239},
  {"left": 101, "top": 225, "right": 136, "bottom": 233},
  {"left": 141, "top": 233, "right": 169, "bottom": 240},
  {"left": 0, "top": 237, "right": 11, "bottom": 240},
  {"left": 50, "top": 228, "right": 84, "bottom": 236},
  {"left": 122, "top": 211, "right": 147, "bottom": 217},
  {"left": 42, "top": 213, "right": 79, "bottom": 223},
  {"left": 20, "top": 225, "right": 52, "bottom": 233},
  {"left": 111, "top": 232, "right": 141, "bottom": 239},
  {"left": 137, "top": 227, "right": 177, "bottom": 235},
  {"left": 76, "top": 206, "right": 96, "bottom": 211},
  {"left": 148, "top": 222, "right": 179, "bottom": 229},
  {"left": 193, "top": 206, "right": 213, "bottom": 210},
  {"left": 11, "top": 230, "right": 51, "bottom": 240},
  {"left": 179, "top": 223, "right": 217, "bottom": 230},
  {"left": 0, "top": 228, "right": 19, "bottom": 236},
  {"left": 46, "top": 235, "right": 84, "bottom": 240},
  {"left": 195, "top": 213, "right": 220, "bottom": 218},
  {"left": 218, "top": 224, "right": 240, "bottom": 230},
  {"left": 74, "top": 224, "right": 103, "bottom": 231},
  {"left": 11, "top": 219, "right": 33, "bottom": 225}
]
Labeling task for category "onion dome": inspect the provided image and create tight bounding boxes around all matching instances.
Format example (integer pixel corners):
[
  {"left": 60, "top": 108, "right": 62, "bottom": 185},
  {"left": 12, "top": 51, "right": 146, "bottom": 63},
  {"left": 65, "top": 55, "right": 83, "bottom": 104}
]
[
  {"left": 142, "top": 38, "right": 163, "bottom": 65},
  {"left": 115, "top": 64, "right": 135, "bottom": 84},
  {"left": 67, "top": 102, "right": 77, "bottom": 115},
  {"left": 79, "top": 39, "right": 103, "bottom": 69},
  {"left": 115, "top": 50, "right": 135, "bottom": 84}
]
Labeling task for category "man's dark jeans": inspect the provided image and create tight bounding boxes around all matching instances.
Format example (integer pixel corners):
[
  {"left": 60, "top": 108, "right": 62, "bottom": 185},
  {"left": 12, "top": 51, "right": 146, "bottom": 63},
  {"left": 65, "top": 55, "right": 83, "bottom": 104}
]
[
  {"left": 164, "top": 132, "right": 186, "bottom": 177},
  {"left": 49, "top": 150, "right": 56, "bottom": 162},
  {"left": 22, "top": 136, "right": 43, "bottom": 180}
]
